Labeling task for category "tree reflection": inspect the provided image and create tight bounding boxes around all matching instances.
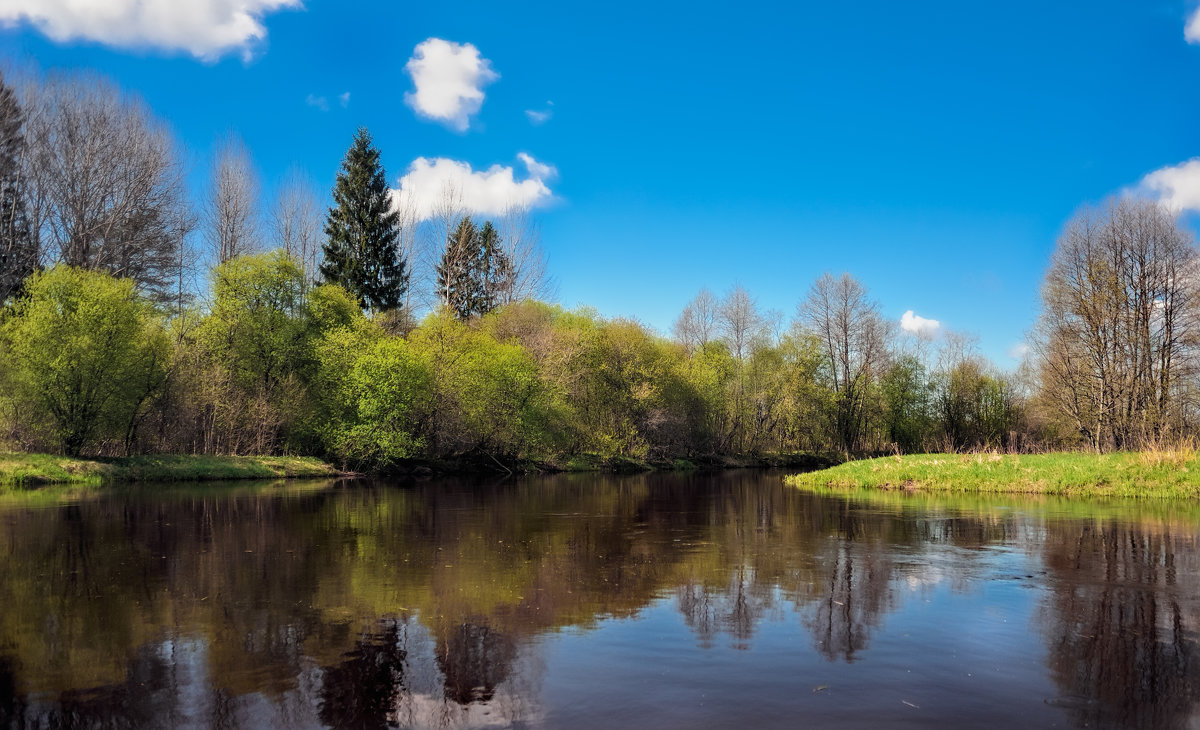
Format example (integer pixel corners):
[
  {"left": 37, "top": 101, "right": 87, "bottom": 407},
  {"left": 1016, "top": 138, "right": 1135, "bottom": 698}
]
[
  {"left": 435, "top": 621, "right": 515, "bottom": 705},
  {"left": 318, "top": 620, "right": 408, "bottom": 729},
  {"left": 1039, "top": 522, "right": 1200, "bottom": 729},
  {"left": 0, "top": 477, "right": 1198, "bottom": 728},
  {"left": 676, "top": 567, "right": 770, "bottom": 648},
  {"left": 806, "top": 540, "right": 893, "bottom": 662}
]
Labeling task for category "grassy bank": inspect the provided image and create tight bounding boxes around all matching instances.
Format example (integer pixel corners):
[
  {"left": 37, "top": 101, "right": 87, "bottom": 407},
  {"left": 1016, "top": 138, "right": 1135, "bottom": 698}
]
[
  {"left": 0, "top": 453, "right": 343, "bottom": 489},
  {"left": 784, "top": 451, "right": 1200, "bottom": 500}
]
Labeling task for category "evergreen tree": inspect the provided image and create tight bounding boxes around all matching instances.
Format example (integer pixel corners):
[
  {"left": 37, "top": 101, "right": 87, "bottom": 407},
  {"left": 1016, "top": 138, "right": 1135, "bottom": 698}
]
[
  {"left": 321, "top": 128, "right": 407, "bottom": 313},
  {"left": 436, "top": 217, "right": 516, "bottom": 320},
  {"left": 0, "top": 72, "right": 34, "bottom": 306},
  {"left": 478, "top": 220, "right": 513, "bottom": 314},
  {"left": 437, "top": 217, "right": 481, "bottom": 320}
]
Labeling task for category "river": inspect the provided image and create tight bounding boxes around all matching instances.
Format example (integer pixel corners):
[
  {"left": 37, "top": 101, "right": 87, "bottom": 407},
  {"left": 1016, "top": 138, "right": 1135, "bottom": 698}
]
[{"left": 0, "top": 471, "right": 1197, "bottom": 729}]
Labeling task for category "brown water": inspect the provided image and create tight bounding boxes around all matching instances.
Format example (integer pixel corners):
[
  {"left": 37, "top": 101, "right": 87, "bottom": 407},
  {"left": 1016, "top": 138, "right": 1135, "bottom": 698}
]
[{"left": 1, "top": 471, "right": 1198, "bottom": 729}]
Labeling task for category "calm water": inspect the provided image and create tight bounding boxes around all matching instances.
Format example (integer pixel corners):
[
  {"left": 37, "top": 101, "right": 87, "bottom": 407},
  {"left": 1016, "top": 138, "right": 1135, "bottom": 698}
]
[{"left": 1, "top": 472, "right": 1199, "bottom": 729}]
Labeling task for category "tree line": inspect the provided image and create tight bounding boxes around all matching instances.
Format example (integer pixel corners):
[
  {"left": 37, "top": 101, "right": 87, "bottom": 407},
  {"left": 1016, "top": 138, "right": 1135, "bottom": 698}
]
[{"left": 1, "top": 65, "right": 1198, "bottom": 464}]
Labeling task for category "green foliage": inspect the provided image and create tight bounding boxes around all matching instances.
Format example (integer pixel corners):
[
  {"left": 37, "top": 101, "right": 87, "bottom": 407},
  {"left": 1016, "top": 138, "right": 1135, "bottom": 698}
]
[
  {"left": 409, "top": 310, "right": 557, "bottom": 457},
  {"left": 306, "top": 283, "right": 363, "bottom": 334},
  {"left": 314, "top": 324, "right": 432, "bottom": 469},
  {"left": 933, "top": 360, "right": 1022, "bottom": 451},
  {"left": 0, "top": 266, "right": 167, "bottom": 455},
  {"left": 320, "top": 127, "right": 408, "bottom": 313},
  {"left": 881, "top": 355, "right": 932, "bottom": 453},
  {"left": 0, "top": 262, "right": 1038, "bottom": 470},
  {"left": 200, "top": 251, "right": 311, "bottom": 391}
]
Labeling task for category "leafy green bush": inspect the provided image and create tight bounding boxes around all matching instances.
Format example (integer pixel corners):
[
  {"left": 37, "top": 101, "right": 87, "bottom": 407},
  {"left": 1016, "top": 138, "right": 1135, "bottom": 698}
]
[{"left": 0, "top": 266, "right": 167, "bottom": 455}]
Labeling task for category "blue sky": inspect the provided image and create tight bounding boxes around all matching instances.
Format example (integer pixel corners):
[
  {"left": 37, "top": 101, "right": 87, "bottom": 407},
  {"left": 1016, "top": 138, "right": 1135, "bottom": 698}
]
[{"left": 4, "top": 0, "right": 1200, "bottom": 364}]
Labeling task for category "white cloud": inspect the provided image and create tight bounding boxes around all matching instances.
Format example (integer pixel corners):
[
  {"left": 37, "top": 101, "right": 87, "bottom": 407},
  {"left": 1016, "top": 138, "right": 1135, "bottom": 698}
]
[
  {"left": 404, "top": 38, "right": 498, "bottom": 132},
  {"left": 525, "top": 102, "right": 553, "bottom": 125},
  {"left": 1136, "top": 158, "right": 1200, "bottom": 213},
  {"left": 1187, "top": 7, "right": 1200, "bottom": 43},
  {"left": 1007, "top": 343, "right": 1031, "bottom": 360},
  {"left": 900, "top": 310, "right": 941, "bottom": 336},
  {"left": 0, "top": 0, "right": 299, "bottom": 60},
  {"left": 338, "top": 91, "right": 350, "bottom": 108},
  {"left": 305, "top": 93, "right": 328, "bottom": 111},
  {"left": 394, "top": 154, "right": 557, "bottom": 222},
  {"left": 516, "top": 153, "right": 556, "bottom": 181}
]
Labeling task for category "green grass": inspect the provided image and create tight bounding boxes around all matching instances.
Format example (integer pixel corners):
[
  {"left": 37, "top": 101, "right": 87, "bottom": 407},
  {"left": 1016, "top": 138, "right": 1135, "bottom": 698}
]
[
  {"left": 785, "top": 481, "right": 1200, "bottom": 526},
  {"left": 784, "top": 451, "right": 1200, "bottom": 500},
  {"left": 0, "top": 453, "right": 342, "bottom": 489}
]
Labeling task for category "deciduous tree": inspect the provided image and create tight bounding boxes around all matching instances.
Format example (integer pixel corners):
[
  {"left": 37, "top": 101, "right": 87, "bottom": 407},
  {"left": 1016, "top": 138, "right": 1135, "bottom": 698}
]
[
  {"left": 21, "top": 72, "right": 192, "bottom": 302},
  {"left": 0, "top": 266, "right": 167, "bottom": 455},
  {"left": 1035, "top": 199, "right": 1199, "bottom": 450},
  {"left": 799, "top": 272, "right": 889, "bottom": 453},
  {"left": 203, "top": 132, "right": 260, "bottom": 265}
]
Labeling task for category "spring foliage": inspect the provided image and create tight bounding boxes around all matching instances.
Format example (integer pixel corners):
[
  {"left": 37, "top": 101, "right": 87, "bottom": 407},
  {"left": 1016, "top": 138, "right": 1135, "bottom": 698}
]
[{"left": 0, "top": 255, "right": 1040, "bottom": 464}]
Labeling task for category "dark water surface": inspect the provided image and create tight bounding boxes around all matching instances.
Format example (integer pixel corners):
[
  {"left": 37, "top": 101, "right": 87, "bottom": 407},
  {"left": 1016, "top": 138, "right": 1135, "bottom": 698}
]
[{"left": 1, "top": 472, "right": 1199, "bottom": 729}]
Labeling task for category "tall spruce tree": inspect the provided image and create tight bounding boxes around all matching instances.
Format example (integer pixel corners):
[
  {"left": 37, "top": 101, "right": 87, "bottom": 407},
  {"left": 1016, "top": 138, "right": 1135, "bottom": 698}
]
[
  {"left": 0, "top": 72, "right": 34, "bottom": 306},
  {"left": 437, "top": 217, "right": 481, "bottom": 320},
  {"left": 321, "top": 128, "right": 407, "bottom": 313},
  {"left": 478, "top": 220, "right": 512, "bottom": 314},
  {"left": 436, "top": 217, "right": 514, "bottom": 320}
]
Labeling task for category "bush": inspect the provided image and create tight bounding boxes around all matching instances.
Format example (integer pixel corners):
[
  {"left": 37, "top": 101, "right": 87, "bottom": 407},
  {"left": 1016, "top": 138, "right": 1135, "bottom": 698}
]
[{"left": 0, "top": 266, "right": 168, "bottom": 455}]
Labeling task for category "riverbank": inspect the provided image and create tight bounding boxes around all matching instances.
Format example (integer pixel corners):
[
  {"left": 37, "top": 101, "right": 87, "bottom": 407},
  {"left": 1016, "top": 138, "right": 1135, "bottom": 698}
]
[
  {"left": 784, "top": 451, "right": 1200, "bottom": 499},
  {"left": 0, "top": 453, "right": 344, "bottom": 488},
  {"left": 2, "top": 450, "right": 841, "bottom": 488},
  {"left": 384, "top": 451, "right": 842, "bottom": 476}
]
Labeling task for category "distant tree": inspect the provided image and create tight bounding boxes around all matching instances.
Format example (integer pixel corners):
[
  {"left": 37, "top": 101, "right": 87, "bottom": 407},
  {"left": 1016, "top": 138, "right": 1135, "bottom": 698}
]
[
  {"left": 21, "top": 72, "right": 192, "bottom": 303},
  {"left": 478, "top": 220, "right": 512, "bottom": 315},
  {"left": 437, "top": 216, "right": 480, "bottom": 319},
  {"left": 673, "top": 288, "right": 719, "bottom": 351},
  {"left": 718, "top": 285, "right": 766, "bottom": 360},
  {"left": 270, "top": 166, "right": 323, "bottom": 288},
  {"left": 203, "top": 132, "right": 260, "bottom": 265},
  {"left": 0, "top": 71, "right": 34, "bottom": 305},
  {"left": 436, "top": 217, "right": 512, "bottom": 319},
  {"left": 321, "top": 128, "right": 407, "bottom": 313},
  {"left": 800, "top": 272, "right": 889, "bottom": 454},
  {"left": 881, "top": 354, "right": 931, "bottom": 453},
  {"left": 496, "top": 204, "right": 551, "bottom": 303}
]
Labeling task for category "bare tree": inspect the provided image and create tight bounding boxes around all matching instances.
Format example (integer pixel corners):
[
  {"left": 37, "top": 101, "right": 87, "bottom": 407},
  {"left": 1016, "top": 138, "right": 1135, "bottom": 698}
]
[
  {"left": 800, "top": 272, "right": 889, "bottom": 453},
  {"left": 497, "top": 203, "right": 552, "bottom": 303},
  {"left": 1035, "top": 198, "right": 1200, "bottom": 450},
  {"left": 21, "top": 71, "right": 193, "bottom": 302},
  {"left": 406, "top": 181, "right": 466, "bottom": 313},
  {"left": 391, "top": 188, "right": 421, "bottom": 313},
  {"left": 718, "top": 284, "right": 766, "bottom": 360},
  {"left": 270, "top": 166, "right": 322, "bottom": 287},
  {"left": 203, "top": 132, "right": 260, "bottom": 266},
  {"left": 673, "top": 288, "right": 719, "bottom": 351}
]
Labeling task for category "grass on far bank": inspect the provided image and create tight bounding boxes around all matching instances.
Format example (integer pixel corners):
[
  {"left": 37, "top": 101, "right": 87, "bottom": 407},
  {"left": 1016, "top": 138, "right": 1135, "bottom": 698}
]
[
  {"left": 785, "top": 450, "right": 1200, "bottom": 500},
  {"left": 0, "top": 453, "right": 342, "bottom": 489}
]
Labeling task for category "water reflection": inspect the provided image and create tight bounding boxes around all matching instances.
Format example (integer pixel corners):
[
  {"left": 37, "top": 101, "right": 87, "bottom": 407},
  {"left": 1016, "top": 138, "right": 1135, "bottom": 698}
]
[
  {"left": 0, "top": 474, "right": 1197, "bottom": 728},
  {"left": 1040, "top": 521, "right": 1200, "bottom": 729}
]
